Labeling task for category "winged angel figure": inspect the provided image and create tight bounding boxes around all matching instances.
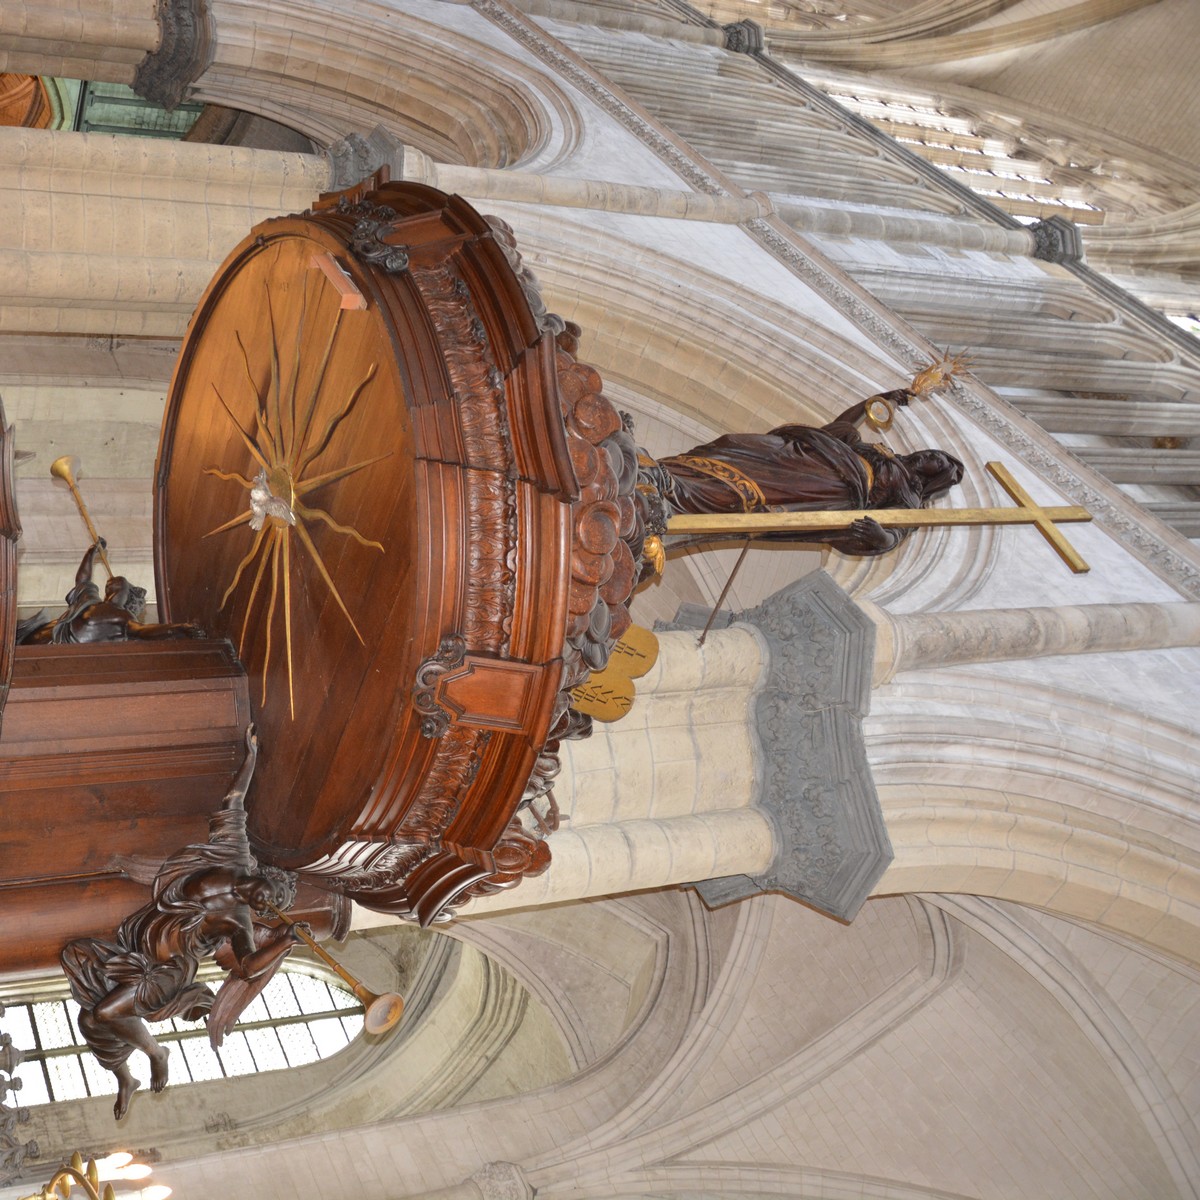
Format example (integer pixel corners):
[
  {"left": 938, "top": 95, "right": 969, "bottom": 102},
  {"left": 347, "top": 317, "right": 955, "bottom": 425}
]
[{"left": 61, "top": 728, "right": 303, "bottom": 1119}]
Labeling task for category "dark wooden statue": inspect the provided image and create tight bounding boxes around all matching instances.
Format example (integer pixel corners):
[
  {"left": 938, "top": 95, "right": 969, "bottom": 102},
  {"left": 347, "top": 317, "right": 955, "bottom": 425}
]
[
  {"left": 650, "top": 388, "right": 964, "bottom": 557},
  {"left": 18, "top": 539, "right": 204, "bottom": 644},
  {"left": 61, "top": 728, "right": 304, "bottom": 1119}
]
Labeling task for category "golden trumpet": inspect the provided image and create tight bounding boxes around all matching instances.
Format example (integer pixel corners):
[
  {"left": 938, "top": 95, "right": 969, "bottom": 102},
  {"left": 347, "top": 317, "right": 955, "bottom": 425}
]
[
  {"left": 49, "top": 455, "right": 114, "bottom": 578},
  {"left": 266, "top": 902, "right": 405, "bottom": 1036}
]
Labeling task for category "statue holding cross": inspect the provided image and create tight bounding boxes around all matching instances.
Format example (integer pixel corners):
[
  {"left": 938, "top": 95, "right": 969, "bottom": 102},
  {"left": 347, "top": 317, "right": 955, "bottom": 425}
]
[{"left": 640, "top": 355, "right": 1091, "bottom": 574}]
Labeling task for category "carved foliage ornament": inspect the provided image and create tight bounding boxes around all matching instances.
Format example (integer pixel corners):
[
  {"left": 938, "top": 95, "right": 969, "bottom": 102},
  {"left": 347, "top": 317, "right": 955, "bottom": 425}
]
[
  {"left": 414, "top": 635, "right": 468, "bottom": 738},
  {"left": 336, "top": 197, "right": 411, "bottom": 274}
]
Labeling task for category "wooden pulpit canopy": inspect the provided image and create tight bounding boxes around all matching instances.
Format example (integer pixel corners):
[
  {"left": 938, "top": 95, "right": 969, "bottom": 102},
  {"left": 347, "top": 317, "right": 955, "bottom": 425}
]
[{"left": 156, "top": 179, "right": 638, "bottom": 924}]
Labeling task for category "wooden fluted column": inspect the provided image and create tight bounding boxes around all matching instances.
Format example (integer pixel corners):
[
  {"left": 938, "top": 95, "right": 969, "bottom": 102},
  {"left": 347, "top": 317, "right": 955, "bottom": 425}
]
[{"left": 0, "top": 127, "right": 332, "bottom": 336}]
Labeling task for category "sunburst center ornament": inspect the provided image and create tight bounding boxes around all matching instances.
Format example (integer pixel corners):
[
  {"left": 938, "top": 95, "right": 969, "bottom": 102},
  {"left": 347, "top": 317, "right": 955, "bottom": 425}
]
[
  {"left": 249, "top": 467, "right": 297, "bottom": 530},
  {"left": 203, "top": 278, "right": 388, "bottom": 718}
]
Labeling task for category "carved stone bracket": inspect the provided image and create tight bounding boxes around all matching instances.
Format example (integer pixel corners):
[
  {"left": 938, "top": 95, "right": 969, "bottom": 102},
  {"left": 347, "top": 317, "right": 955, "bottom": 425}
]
[
  {"left": 326, "top": 125, "right": 408, "bottom": 191},
  {"left": 1031, "top": 215, "right": 1084, "bottom": 263},
  {"left": 723, "top": 19, "right": 765, "bottom": 53},
  {"left": 682, "top": 572, "right": 892, "bottom": 921},
  {"left": 132, "top": 0, "right": 215, "bottom": 111}
]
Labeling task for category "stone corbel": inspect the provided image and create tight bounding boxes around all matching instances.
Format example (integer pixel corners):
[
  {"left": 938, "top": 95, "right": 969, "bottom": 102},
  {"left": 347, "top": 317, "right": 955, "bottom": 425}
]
[
  {"left": 132, "top": 0, "right": 214, "bottom": 110},
  {"left": 470, "top": 1161, "right": 535, "bottom": 1200},
  {"left": 683, "top": 572, "right": 892, "bottom": 921},
  {"left": 1030, "top": 215, "right": 1084, "bottom": 264},
  {"left": 326, "top": 125, "right": 411, "bottom": 191},
  {"left": 723, "top": 18, "right": 765, "bottom": 54}
]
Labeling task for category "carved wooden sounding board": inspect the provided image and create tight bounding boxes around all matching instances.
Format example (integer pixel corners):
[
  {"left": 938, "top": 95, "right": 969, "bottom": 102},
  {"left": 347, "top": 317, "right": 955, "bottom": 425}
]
[
  {"left": 0, "top": 180, "right": 639, "bottom": 979},
  {"left": 156, "top": 178, "right": 639, "bottom": 925}
]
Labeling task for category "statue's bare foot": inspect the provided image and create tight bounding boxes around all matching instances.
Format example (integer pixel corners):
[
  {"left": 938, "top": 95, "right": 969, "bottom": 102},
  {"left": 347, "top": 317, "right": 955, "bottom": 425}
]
[
  {"left": 149, "top": 1045, "right": 170, "bottom": 1093},
  {"left": 113, "top": 1067, "right": 141, "bottom": 1120}
]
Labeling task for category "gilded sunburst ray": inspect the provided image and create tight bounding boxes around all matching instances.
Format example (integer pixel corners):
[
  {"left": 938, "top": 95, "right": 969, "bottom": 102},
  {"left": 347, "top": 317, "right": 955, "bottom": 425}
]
[{"left": 204, "top": 278, "right": 387, "bottom": 717}]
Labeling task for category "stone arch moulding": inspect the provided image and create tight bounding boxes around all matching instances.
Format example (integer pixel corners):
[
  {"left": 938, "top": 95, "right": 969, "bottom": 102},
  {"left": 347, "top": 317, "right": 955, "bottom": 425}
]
[
  {"left": 188, "top": 1, "right": 584, "bottom": 171},
  {"left": 878, "top": 793, "right": 1200, "bottom": 963}
]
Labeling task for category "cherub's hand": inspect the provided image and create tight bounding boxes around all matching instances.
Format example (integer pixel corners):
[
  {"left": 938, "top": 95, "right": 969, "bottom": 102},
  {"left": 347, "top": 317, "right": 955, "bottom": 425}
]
[{"left": 245, "top": 724, "right": 258, "bottom": 757}]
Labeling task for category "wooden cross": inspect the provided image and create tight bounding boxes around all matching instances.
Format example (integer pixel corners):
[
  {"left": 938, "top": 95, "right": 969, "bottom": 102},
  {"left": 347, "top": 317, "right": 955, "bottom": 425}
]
[{"left": 665, "top": 461, "right": 1092, "bottom": 573}]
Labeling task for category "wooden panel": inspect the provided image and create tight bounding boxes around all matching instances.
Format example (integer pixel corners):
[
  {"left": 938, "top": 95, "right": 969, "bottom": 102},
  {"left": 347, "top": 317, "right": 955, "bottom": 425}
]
[{"left": 0, "top": 642, "right": 253, "bottom": 975}]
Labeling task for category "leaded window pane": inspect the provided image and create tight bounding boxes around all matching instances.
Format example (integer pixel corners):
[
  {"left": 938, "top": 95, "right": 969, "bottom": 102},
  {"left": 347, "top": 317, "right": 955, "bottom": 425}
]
[
  {"left": 261, "top": 977, "right": 301, "bottom": 1019},
  {"left": 327, "top": 982, "right": 358, "bottom": 1011},
  {"left": 64, "top": 1000, "right": 85, "bottom": 1046},
  {"left": 180, "top": 1037, "right": 225, "bottom": 1082},
  {"left": 237, "top": 992, "right": 271, "bottom": 1024},
  {"left": 217, "top": 1030, "right": 257, "bottom": 1076},
  {"left": 244, "top": 1027, "right": 288, "bottom": 1071},
  {"left": 32, "top": 1002, "right": 74, "bottom": 1049},
  {"left": 45, "top": 1053, "right": 88, "bottom": 1101},
  {"left": 288, "top": 973, "right": 335, "bottom": 1012},
  {"left": 276, "top": 1020, "right": 321, "bottom": 1066},
  {"left": 80, "top": 1049, "right": 119, "bottom": 1096},
  {"left": 3, "top": 1005, "right": 34, "bottom": 1047},
  {"left": 308, "top": 1016, "right": 352, "bottom": 1057},
  {"left": 11, "top": 1059, "right": 48, "bottom": 1106}
]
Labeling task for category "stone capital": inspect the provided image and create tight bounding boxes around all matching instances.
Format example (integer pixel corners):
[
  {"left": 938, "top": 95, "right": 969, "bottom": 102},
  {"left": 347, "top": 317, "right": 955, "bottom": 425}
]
[
  {"left": 326, "top": 125, "right": 411, "bottom": 191},
  {"left": 686, "top": 572, "right": 891, "bottom": 920},
  {"left": 723, "top": 19, "right": 765, "bottom": 54},
  {"left": 132, "top": 0, "right": 214, "bottom": 110},
  {"left": 1030, "top": 215, "right": 1084, "bottom": 264}
]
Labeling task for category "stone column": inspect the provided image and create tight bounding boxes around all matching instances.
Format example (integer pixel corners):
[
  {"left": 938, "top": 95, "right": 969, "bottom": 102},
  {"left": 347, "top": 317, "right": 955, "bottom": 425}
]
[
  {"left": 870, "top": 600, "right": 1200, "bottom": 684},
  {"left": 0, "top": 0, "right": 161, "bottom": 84},
  {"left": 0, "top": 0, "right": 213, "bottom": 109},
  {"left": 0, "top": 127, "right": 332, "bottom": 336},
  {"left": 464, "top": 623, "right": 778, "bottom": 913},
  {"left": 353, "top": 573, "right": 892, "bottom": 931}
]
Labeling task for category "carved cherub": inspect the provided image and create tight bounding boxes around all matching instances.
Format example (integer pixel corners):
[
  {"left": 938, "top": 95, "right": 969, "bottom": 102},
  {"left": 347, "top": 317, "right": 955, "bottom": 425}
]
[{"left": 61, "top": 728, "right": 304, "bottom": 1119}]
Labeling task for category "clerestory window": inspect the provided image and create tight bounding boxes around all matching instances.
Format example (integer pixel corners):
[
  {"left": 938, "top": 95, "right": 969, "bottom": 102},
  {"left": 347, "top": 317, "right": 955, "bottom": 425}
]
[{"left": 3, "top": 963, "right": 364, "bottom": 1106}]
